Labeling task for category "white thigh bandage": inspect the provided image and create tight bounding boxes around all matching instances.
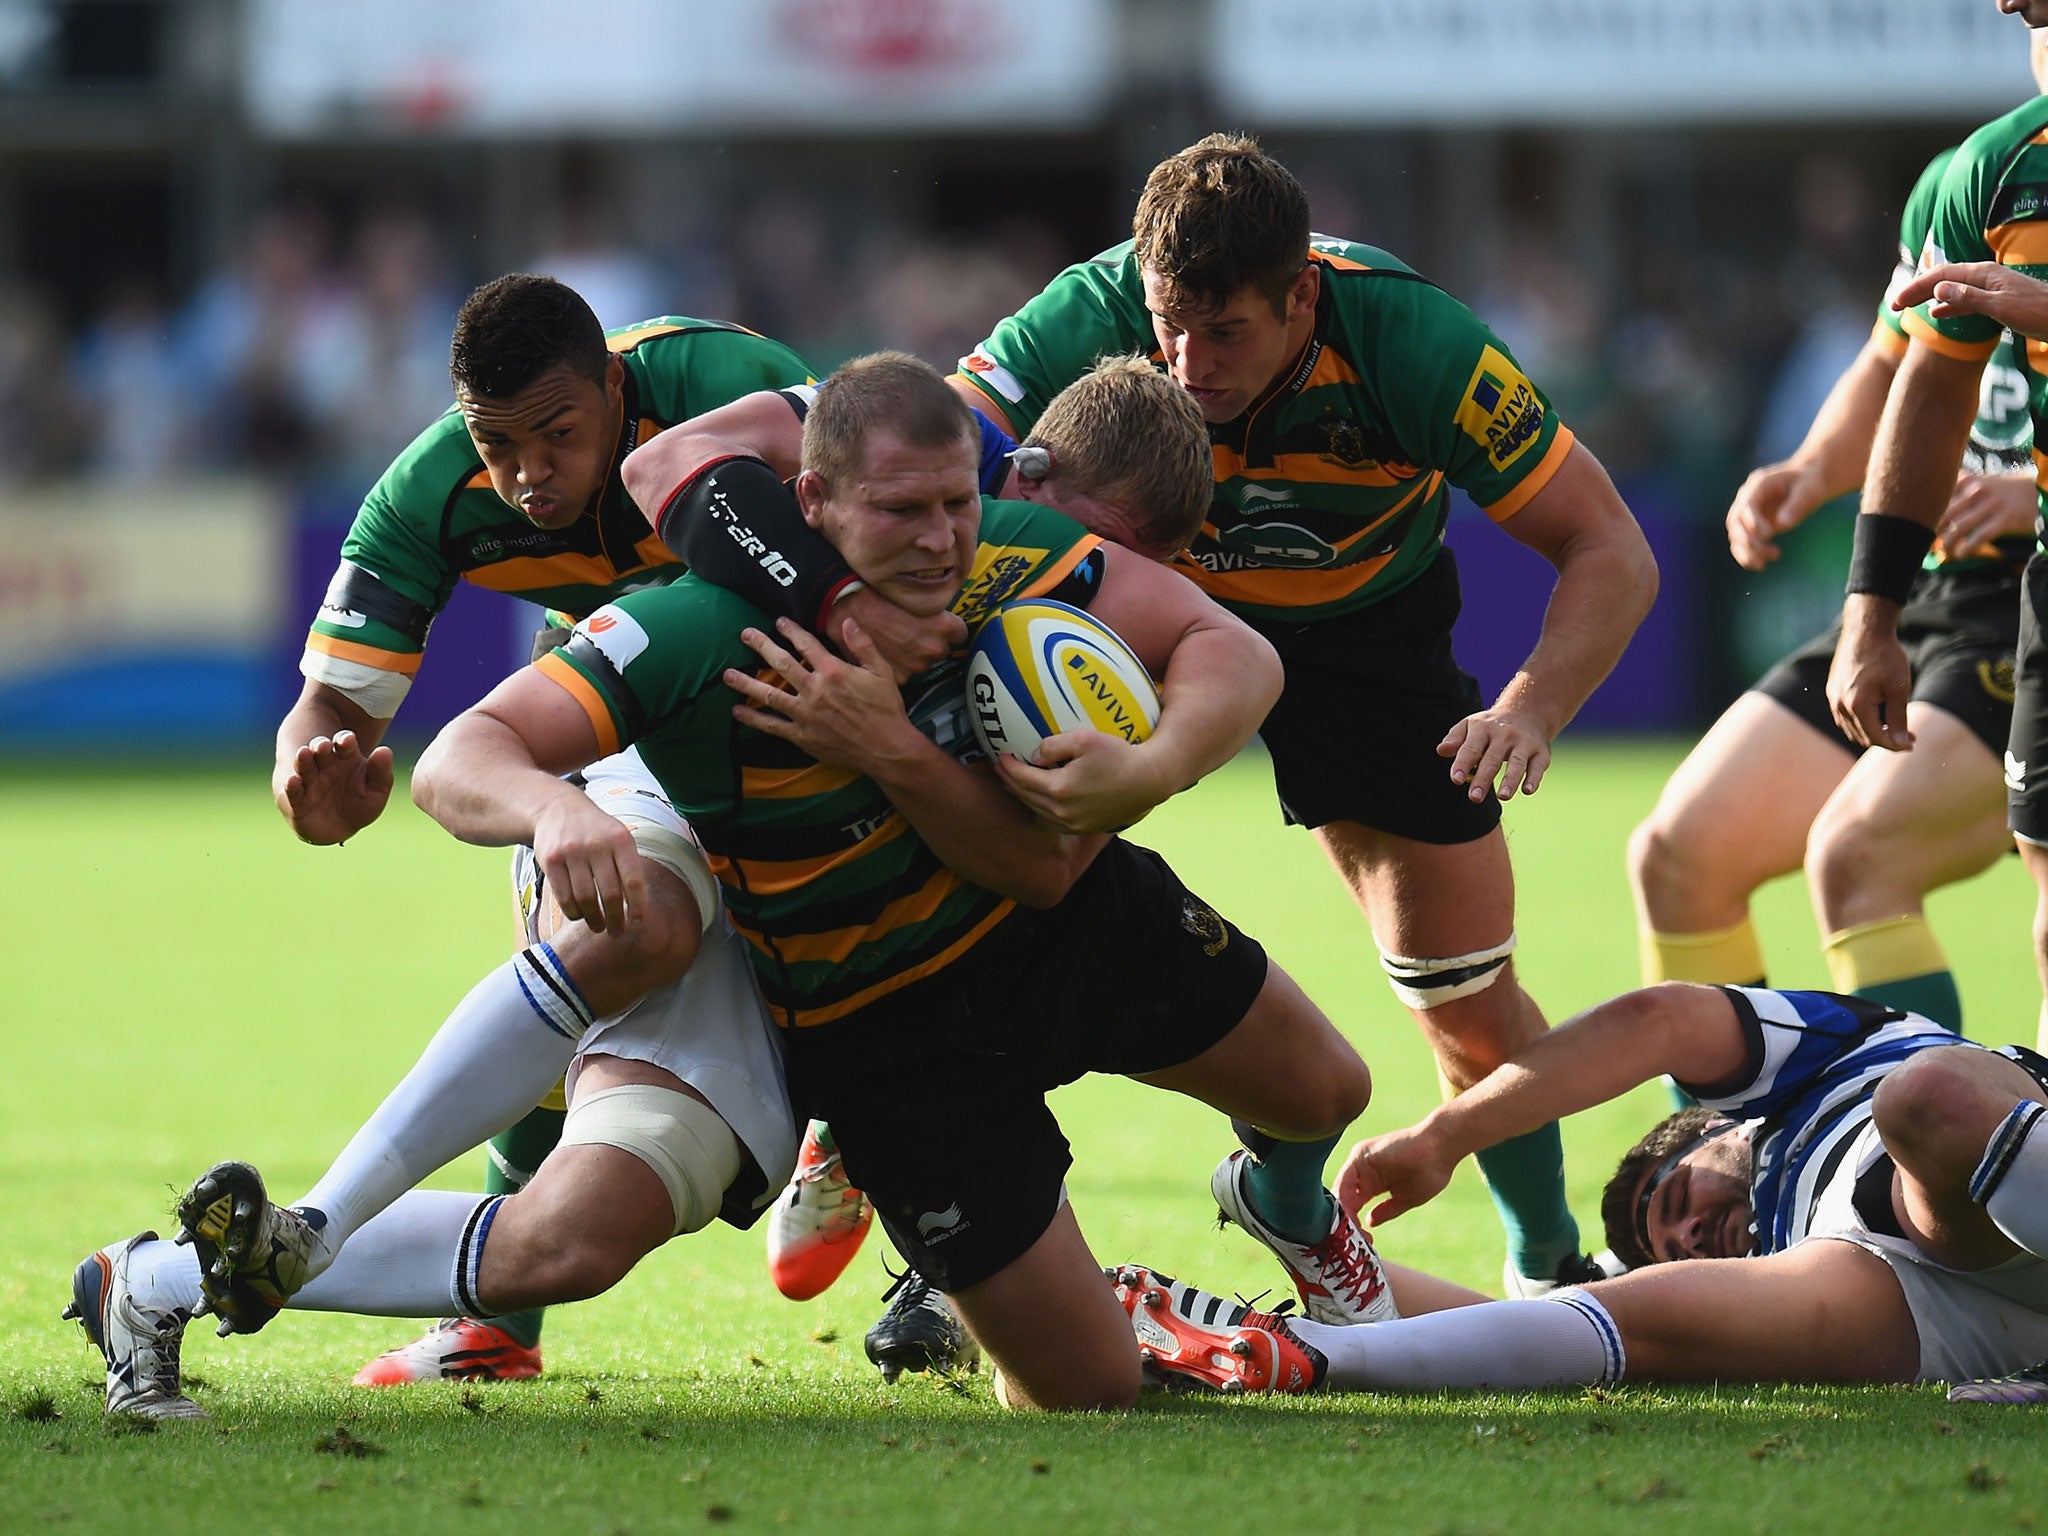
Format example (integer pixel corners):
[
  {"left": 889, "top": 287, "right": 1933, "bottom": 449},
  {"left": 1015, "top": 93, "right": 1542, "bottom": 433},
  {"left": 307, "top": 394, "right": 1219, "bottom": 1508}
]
[
  {"left": 1378, "top": 933, "right": 1517, "bottom": 1011},
  {"left": 559, "top": 1084, "right": 742, "bottom": 1237},
  {"left": 612, "top": 816, "right": 721, "bottom": 936}
]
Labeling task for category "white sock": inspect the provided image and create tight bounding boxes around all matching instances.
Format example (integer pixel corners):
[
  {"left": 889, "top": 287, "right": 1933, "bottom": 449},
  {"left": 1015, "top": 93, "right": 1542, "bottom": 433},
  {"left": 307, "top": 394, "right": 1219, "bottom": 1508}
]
[
  {"left": 292, "top": 1191, "right": 497, "bottom": 1318},
  {"left": 1296, "top": 1290, "right": 1625, "bottom": 1390},
  {"left": 127, "top": 1238, "right": 203, "bottom": 1315},
  {"left": 291, "top": 948, "right": 587, "bottom": 1272},
  {"left": 1975, "top": 1100, "right": 2048, "bottom": 1257}
]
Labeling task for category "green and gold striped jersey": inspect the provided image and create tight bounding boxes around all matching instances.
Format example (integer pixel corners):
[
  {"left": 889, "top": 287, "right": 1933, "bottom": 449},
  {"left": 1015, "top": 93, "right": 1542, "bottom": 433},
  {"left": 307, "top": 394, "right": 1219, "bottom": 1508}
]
[
  {"left": 1903, "top": 94, "right": 2048, "bottom": 537},
  {"left": 303, "top": 318, "right": 815, "bottom": 718},
  {"left": 538, "top": 498, "right": 1101, "bottom": 1029},
  {"left": 958, "top": 237, "right": 1574, "bottom": 624},
  {"left": 1879, "top": 144, "right": 2034, "bottom": 567}
]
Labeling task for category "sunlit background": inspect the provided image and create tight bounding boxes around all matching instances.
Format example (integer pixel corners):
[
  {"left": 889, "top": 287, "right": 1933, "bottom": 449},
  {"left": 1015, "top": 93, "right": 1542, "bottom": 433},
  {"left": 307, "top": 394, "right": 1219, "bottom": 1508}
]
[{"left": 0, "top": 0, "right": 2031, "bottom": 752}]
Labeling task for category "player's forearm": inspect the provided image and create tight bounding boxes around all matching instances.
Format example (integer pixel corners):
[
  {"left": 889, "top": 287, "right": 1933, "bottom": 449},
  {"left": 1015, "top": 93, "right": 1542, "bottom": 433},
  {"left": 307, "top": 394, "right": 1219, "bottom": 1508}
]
[
  {"left": 411, "top": 715, "right": 585, "bottom": 850},
  {"left": 1423, "top": 985, "right": 1732, "bottom": 1160},
  {"left": 863, "top": 729, "right": 1103, "bottom": 906},
  {"left": 1499, "top": 519, "right": 1657, "bottom": 740},
  {"left": 1782, "top": 337, "right": 1901, "bottom": 501},
  {"left": 1861, "top": 344, "right": 1985, "bottom": 534},
  {"left": 1138, "top": 621, "right": 1283, "bottom": 800}
]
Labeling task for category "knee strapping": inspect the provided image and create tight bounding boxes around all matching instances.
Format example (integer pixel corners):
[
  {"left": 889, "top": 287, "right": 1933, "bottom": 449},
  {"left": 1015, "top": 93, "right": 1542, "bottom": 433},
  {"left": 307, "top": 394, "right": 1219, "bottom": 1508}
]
[
  {"left": 1379, "top": 934, "right": 1517, "bottom": 1011},
  {"left": 559, "top": 1084, "right": 741, "bottom": 1236},
  {"left": 612, "top": 817, "right": 722, "bottom": 936}
]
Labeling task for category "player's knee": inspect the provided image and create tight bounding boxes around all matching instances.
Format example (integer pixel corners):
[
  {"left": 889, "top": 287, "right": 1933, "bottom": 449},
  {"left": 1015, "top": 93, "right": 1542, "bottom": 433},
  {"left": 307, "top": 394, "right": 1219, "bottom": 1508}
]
[
  {"left": 998, "top": 1353, "right": 1143, "bottom": 1412},
  {"left": 1627, "top": 811, "right": 1707, "bottom": 914},
  {"left": 1872, "top": 1053, "right": 1972, "bottom": 1167},
  {"left": 1804, "top": 804, "right": 1886, "bottom": 914},
  {"left": 1284, "top": 1048, "right": 1371, "bottom": 1138},
  {"left": 560, "top": 1083, "right": 742, "bottom": 1239}
]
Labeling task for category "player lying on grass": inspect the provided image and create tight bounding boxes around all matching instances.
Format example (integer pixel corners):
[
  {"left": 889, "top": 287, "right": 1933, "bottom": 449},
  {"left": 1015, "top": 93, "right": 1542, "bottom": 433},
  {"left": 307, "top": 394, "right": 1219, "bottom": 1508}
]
[
  {"left": 66, "top": 354, "right": 1392, "bottom": 1417},
  {"left": 1100, "top": 981, "right": 2048, "bottom": 1398},
  {"left": 1630, "top": 79, "right": 2040, "bottom": 1037}
]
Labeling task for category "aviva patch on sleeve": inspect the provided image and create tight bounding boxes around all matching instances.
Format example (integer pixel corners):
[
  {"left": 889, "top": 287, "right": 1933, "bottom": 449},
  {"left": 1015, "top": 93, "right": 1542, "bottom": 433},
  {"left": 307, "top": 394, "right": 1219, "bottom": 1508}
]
[{"left": 1455, "top": 346, "right": 1546, "bottom": 472}]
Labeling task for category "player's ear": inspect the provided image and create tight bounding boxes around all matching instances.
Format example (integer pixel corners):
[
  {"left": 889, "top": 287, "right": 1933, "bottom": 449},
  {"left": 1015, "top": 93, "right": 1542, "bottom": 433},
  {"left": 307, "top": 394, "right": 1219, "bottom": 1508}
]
[
  {"left": 1287, "top": 263, "right": 1320, "bottom": 318},
  {"left": 604, "top": 352, "right": 625, "bottom": 401},
  {"left": 793, "top": 469, "right": 828, "bottom": 529}
]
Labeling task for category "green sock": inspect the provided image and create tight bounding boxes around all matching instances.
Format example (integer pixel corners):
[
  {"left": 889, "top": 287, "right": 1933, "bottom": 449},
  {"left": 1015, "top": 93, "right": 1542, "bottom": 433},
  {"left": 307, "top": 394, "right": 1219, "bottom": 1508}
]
[
  {"left": 1473, "top": 1121, "right": 1581, "bottom": 1280},
  {"left": 1240, "top": 1130, "right": 1340, "bottom": 1244},
  {"left": 475, "top": 1104, "right": 566, "bottom": 1349},
  {"left": 1856, "top": 972, "right": 1964, "bottom": 1034}
]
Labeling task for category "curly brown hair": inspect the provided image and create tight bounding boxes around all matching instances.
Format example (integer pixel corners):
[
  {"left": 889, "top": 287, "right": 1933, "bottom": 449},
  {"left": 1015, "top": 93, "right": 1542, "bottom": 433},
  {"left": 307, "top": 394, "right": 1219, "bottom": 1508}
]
[{"left": 1131, "top": 133, "right": 1311, "bottom": 318}]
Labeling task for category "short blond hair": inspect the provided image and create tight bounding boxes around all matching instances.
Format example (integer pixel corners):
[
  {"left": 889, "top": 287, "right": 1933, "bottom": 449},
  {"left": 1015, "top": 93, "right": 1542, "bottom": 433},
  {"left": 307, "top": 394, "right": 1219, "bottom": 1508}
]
[
  {"left": 1023, "top": 356, "right": 1212, "bottom": 555},
  {"left": 802, "top": 351, "right": 977, "bottom": 488}
]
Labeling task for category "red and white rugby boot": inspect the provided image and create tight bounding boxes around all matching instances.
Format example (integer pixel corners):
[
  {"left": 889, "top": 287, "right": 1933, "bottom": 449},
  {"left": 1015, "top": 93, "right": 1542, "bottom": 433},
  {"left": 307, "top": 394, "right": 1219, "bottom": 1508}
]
[
  {"left": 352, "top": 1318, "right": 543, "bottom": 1387},
  {"left": 1109, "top": 1264, "right": 1326, "bottom": 1395},
  {"left": 767, "top": 1121, "right": 873, "bottom": 1301},
  {"left": 1212, "top": 1149, "right": 1399, "bottom": 1324}
]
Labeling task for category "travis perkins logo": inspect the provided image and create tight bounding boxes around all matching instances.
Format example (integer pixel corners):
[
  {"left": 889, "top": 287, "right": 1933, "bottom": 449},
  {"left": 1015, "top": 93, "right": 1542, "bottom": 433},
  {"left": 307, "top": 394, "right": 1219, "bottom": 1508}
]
[{"left": 1454, "top": 345, "right": 1545, "bottom": 472}]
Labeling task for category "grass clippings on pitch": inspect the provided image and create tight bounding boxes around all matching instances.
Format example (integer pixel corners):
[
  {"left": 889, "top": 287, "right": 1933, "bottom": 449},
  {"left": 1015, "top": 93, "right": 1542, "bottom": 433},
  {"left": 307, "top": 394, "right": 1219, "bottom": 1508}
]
[{"left": 5, "top": 745, "right": 2047, "bottom": 1534}]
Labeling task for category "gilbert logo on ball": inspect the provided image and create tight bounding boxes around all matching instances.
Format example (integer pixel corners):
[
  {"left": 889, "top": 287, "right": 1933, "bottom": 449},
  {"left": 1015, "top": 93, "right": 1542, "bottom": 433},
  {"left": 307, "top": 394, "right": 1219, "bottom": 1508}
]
[{"left": 966, "top": 599, "right": 1161, "bottom": 764}]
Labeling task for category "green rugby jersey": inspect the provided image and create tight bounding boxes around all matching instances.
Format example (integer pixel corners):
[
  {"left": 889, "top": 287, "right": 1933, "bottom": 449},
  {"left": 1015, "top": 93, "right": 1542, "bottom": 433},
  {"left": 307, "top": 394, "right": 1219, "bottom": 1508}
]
[
  {"left": 537, "top": 498, "right": 1102, "bottom": 1029},
  {"left": 958, "top": 238, "right": 1575, "bottom": 623},
  {"left": 303, "top": 318, "right": 815, "bottom": 718},
  {"left": 1904, "top": 94, "right": 2048, "bottom": 540},
  {"left": 1878, "top": 145, "right": 2035, "bottom": 568}
]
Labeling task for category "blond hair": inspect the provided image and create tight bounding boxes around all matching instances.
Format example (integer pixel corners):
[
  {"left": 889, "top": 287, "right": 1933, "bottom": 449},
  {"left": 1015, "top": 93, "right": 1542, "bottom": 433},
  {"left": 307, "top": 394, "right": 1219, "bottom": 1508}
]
[
  {"left": 801, "top": 351, "right": 977, "bottom": 488},
  {"left": 1024, "top": 355, "right": 1212, "bottom": 555}
]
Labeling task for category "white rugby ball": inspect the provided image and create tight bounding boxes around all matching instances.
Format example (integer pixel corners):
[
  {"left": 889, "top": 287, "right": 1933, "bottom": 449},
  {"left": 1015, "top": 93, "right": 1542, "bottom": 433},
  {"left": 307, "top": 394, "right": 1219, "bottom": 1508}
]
[{"left": 966, "top": 598, "right": 1162, "bottom": 764}]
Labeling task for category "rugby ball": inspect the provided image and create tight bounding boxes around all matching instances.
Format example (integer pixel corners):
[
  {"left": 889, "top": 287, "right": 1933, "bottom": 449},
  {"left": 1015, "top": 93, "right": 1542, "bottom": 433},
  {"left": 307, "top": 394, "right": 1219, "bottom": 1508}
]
[{"left": 966, "top": 598, "right": 1161, "bottom": 764}]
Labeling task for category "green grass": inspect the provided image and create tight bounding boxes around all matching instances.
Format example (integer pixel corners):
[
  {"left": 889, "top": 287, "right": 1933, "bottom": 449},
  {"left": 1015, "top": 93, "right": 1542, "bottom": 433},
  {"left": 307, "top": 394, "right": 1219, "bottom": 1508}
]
[{"left": 6, "top": 742, "right": 2048, "bottom": 1534}]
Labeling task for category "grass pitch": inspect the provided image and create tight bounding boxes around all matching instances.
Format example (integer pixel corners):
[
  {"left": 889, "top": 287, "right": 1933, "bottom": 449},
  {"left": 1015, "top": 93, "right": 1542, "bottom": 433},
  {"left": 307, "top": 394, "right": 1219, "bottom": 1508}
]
[{"left": 6, "top": 742, "right": 2048, "bottom": 1534}]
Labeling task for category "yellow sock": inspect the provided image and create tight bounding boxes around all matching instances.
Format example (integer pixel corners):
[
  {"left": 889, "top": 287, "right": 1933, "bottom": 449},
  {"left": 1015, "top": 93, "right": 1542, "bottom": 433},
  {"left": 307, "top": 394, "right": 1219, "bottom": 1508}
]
[
  {"left": 1641, "top": 919, "right": 1765, "bottom": 986},
  {"left": 1822, "top": 915, "right": 1947, "bottom": 991}
]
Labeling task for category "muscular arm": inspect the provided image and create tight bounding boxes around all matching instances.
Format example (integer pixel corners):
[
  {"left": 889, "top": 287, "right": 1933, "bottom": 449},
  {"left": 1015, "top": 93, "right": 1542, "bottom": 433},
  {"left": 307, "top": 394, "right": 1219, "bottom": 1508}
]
[
  {"left": 1725, "top": 337, "right": 1901, "bottom": 571},
  {"left": 728, "top": 620, "right": 1103, "bottom": 907},
  {"left": 272, "top": 678, "right": 396, "bottom": 844},
  {"left": 1337, "top": 983, "right": 1751, "bottom": 1223},
  {"left": 996, "top": 546, "right": 1282, "bottom": 833},
  {"left": 412, "top": 670, "right": 649, "bottom": 932},
  {"left": 1826, "top": 341, "right": 1986, "bottom": 750},
  {"left": 1444, "top": 442, "right": 1657, "bottom": 800}
]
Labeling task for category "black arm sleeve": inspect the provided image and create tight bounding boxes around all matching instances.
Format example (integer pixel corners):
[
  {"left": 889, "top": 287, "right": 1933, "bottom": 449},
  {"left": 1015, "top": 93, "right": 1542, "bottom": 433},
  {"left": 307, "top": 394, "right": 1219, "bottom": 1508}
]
[{"left": 656, "top": 454, "right": 859, "bottom": 629}]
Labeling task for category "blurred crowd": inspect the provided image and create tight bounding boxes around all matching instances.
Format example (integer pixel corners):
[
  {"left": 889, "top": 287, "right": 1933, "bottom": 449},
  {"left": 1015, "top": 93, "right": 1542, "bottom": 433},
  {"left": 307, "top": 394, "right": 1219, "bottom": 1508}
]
[{"left": 0, "top": 151, "right": 1893, "bottom": 523}]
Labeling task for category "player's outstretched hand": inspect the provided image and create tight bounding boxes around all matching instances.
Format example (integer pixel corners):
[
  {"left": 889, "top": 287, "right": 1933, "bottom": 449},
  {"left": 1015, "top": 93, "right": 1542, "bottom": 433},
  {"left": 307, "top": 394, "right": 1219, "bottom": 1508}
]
[
  {"left": 1937, "top": 470, "right": 2036, "bottom": 556},
  {"left": 1336, "top": 1125, "right": 1456, "bottom": 1228},
  {"left": 1438, "top": 706, "right": 1551, "bottom": 802},
  {"left": 828, "top": 586, "right": 966, "bottom": 685},
  {"left": 1826, "top": 600, "right": 1915, "bottom": 752},
  {"left": 1892, "top": 260, "right": 2048, "bottom": 340},
  {"left": 530, "top": 793, "right": 646, "bottom": 934},
  {"left": 992, "top": 732, "right": 1167, "bottom": 834},
  {"left": 727, "top": 617, "right": 916, "bottom": 774},
  {"left": 276, "top": 730, "right": 395, "bottom": 845},
  {"left": 1725, "top": 459, "right": 1827, "bottom": 572}
]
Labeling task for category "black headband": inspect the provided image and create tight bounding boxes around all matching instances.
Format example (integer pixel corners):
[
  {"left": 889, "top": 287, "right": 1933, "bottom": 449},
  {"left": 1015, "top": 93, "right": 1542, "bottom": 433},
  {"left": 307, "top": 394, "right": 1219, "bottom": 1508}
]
[{"left": 1633, "top": 1118, "right": 1742, "bottom": 1261}]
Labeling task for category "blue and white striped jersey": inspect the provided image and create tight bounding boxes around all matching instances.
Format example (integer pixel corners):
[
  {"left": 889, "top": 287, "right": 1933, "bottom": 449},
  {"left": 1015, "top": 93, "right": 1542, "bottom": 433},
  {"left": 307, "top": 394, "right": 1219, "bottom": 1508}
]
[{"left": 1680, "top": 988, "right": 1975, "bottom": 1253}]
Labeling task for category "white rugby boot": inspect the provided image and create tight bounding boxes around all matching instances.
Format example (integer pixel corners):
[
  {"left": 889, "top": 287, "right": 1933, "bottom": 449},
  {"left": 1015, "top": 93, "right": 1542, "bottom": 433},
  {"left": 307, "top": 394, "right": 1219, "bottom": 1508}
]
[
  {"left": 63, "top": 1232, "right": 208, "bottom": 1420},
  {"left": 1212, "top": 1149, "right": 1399, "bottom": 1325}
]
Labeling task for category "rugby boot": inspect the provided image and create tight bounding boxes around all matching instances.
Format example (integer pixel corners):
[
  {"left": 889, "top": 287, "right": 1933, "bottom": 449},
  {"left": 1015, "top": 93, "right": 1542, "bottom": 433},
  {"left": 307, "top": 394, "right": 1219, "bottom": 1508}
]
[
  {"left": 864, "top": 1267, "right": 979, "bottom": 1383},
  {"left": 1949, "top": 1363, "right": 2048, "bottom": 1404},
  {"left": 1212, "top": 1149, "right": 1398, "bottom": 1324},
  {"left": 62, "top": 1232, "right": 207, "bottom": 1420},
  {"left": 1109, "top": 1263, "right": 1326, "bottom": 1395},
  {"left": 1502, "top": 1249, "right": 1623, "bottom": 1299},
  {"left": 767, "top": 1121, "right": 873, "bottom": 1301},
  {"left": 174, "top": 1160, "right": 325, "bottom": 1336},
  {"left": 353, "top": 1318, "right": 544, "bottom": 1386}
]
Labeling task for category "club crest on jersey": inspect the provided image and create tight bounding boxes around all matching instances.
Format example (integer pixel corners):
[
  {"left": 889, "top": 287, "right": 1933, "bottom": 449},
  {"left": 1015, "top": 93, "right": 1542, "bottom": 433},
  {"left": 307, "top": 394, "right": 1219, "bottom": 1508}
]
[
  {"left": 1181, "top": 896, "right": 1227, "bottom": 957},
  {"left": 955, "top": 551, "right": 1039, "bottom": 627},
  {"left": 1455, "top": 346, "right": 1545, "bottom": 472},
  {"left": 1318, "top": 415, "right": 1373, "bottom": 469},
  {"left": 577, "top": 605, "right": 650, "bottom": 669}
]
